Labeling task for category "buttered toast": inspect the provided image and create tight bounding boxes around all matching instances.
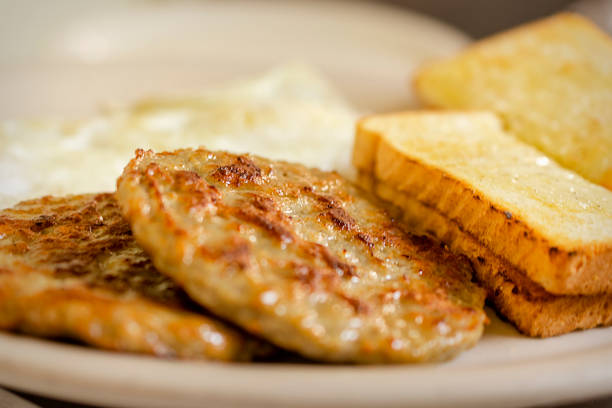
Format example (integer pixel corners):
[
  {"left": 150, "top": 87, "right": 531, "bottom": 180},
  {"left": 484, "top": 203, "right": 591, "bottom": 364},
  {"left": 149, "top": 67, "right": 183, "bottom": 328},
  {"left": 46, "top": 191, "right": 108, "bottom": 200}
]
[
  {"left": 354, "top": 111, "right": 612, "bottom": 296},
  {"left": 360, "top": 172, "right": 612, "bottom": 337},
  {"left": 413, "top": 13, "right": 612, "bottom": 190},
  {"left": 353, "top": 111, "right": 612, "bottom": 335}
]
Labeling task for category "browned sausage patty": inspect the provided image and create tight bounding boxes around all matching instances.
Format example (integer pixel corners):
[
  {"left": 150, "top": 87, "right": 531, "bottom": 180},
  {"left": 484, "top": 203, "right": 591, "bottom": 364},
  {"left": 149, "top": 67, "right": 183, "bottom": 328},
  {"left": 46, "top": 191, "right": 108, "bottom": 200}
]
[
  {"left": 0, "top": 193, "right": 269, "bottom": 360},
  {"left": 117, "top": 149, "right": 487, "bottom": 363}
]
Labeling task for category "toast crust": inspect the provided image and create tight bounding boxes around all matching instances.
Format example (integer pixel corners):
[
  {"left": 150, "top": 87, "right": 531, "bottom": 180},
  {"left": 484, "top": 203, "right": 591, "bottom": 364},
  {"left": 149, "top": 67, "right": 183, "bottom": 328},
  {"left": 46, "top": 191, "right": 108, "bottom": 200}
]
[
  {"left": 360, "top": 172, "right": 612, "bottom": 337},
  {"left": 354, "top": 112, "right": 612, "bottom": 296}
]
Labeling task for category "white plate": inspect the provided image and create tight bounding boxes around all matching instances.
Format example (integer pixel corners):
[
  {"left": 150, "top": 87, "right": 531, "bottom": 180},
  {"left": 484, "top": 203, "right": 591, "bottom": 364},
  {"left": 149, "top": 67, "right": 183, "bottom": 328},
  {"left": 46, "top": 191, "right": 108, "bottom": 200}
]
[
  {"left": 1, "top": 310, "right": 612, "bottom": 408},
  {"left": 1, "top": 1, "right": 611, "bottom": 408}
]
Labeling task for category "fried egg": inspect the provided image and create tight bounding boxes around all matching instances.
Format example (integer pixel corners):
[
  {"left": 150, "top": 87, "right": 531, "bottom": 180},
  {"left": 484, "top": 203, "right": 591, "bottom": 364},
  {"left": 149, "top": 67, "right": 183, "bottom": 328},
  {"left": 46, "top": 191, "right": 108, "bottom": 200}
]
[{"left": 0, "top": 65, "right": 357, "bottom": 208}]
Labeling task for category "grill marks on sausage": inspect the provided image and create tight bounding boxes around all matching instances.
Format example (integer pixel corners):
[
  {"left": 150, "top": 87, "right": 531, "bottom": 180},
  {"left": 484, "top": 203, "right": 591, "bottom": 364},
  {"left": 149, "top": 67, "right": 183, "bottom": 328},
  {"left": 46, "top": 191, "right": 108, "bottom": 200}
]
[
  {"left": 235, "top": 194, "right": 294, "bottom": 244},
  {"left": 212, "top": 156, "right": 263, "bottom": 187},
  {"left": 92, "top": 254, "right": 188, "bottom": 308},
  {"left": 152, "top": 161, "right": 365, "bottom": 288},
  {"left": 50, "top": 219, "right": 133, "bottom": 278},
  {"left": 144, "top": 165, "right": 221, "bottom": 213},
  {"left": 338, "top": 293, "right": 370, "bottom": 314},
  {"left": 230, "top": 192, "right": 359, "bottom": 280},
  {"left": 312, "top": 193, "right": 377, "bottom": 253},
  {"left": 150, "top": 161, "right": 469, "bottom": 317},
  {"left": 137, "top": 152, "right": 479, "bottom": 322},
  {"left": 316, "top": 195, "right": 353, "bottom": 229},
  {"left": 0, "top": 194, "right": 191, "bottom": 308},
  {"left": 327, "top": 207, "right": 356, "bottom": 232},
  {"left": 142, "top": 165, "right": 220, "bottom": 240},
  {"left": 303, "top": 243, "right": 356, "bottom": 278},
  {"left": 173, "top": 170, "right": 221, "bottom": 212}
]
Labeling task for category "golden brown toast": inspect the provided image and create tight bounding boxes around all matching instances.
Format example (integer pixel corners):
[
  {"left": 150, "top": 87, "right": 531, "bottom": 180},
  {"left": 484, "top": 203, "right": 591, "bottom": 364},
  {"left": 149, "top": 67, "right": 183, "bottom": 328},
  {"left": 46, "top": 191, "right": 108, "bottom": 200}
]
[
  {"left": 359, "top": 172, "right": 612, "bottom": 337},
  {"left": 413, "top": 13, "right": 612, "bottom": 189},
  {"left": 354, "top": 111, "right": 612, "bottom": 296}
]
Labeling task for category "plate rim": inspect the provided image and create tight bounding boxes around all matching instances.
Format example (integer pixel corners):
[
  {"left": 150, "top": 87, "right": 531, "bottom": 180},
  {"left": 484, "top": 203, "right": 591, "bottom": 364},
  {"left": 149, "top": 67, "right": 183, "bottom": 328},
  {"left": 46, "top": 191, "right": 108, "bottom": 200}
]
[{"left": 1, "top": 332, "right": 612, "bottom": 408}]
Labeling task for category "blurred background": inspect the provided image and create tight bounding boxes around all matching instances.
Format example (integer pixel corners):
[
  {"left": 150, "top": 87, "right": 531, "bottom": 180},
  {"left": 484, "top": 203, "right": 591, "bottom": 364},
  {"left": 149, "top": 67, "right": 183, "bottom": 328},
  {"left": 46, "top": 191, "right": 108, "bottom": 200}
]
[
  {"left": 1, "top": 0, "right": 611, "bottom": 120},
  {"left": 391, "top": 0, "right": 610, "bottom": 37}
]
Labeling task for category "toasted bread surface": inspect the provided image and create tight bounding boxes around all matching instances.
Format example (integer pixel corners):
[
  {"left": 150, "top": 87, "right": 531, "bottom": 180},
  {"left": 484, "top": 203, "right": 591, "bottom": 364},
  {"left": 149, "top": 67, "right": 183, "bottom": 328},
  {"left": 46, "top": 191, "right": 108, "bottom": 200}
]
[
  {"left": 0, "top": 193, "right": 266, "bottom": 360},
  {"left": 414, "top": 13, "right": 612, "bottom": 189},
  {"left": 354, "top": 111, "right": 612, "bottom": 295},
  {"left": 360, "top": 172, "right": 612, "bottom": 336},
  {"left": 116, "top": 148, "right": 486, "bottom": 363}
]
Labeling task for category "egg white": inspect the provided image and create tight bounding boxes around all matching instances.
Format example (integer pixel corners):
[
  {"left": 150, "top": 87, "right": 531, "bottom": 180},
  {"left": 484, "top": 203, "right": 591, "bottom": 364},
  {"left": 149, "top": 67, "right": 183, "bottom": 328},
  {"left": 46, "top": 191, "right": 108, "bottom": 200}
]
[{"left": 0, "top": 65, "right": 357, "bottom": 208}]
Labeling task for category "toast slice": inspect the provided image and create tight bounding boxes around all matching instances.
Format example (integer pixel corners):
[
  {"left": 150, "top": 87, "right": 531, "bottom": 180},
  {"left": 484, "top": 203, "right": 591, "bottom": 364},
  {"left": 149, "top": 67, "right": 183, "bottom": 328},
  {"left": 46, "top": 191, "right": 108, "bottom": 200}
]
[
  {"left": 413, "top": 13, "right": 612, "bottom": 190},
  {"left": 353, "top": 111, "right": 612, "bottom": 296},
  {"left": 359, "top": 172, "right": 612, "bottom": 336}
]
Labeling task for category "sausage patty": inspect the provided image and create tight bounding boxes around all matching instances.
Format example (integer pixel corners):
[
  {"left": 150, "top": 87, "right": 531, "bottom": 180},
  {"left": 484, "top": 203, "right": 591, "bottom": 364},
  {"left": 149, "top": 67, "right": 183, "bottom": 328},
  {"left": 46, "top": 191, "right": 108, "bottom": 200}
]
[
  {"left": 117, "top": 149, "right": 487, "bottom": 363},
  {"left": 0, "top": 193, "right": 268, "bottom": 360}
]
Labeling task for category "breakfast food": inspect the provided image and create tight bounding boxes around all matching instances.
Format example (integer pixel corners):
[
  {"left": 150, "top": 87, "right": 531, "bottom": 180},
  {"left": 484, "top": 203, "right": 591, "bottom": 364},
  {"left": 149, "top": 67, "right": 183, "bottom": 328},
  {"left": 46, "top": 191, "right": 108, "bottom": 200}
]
[
  {"left": 413, "top": 13, "right": 612, "bottom": 189},
  {"left": 3, "top": 15, "right": 610, "bottom": 364},
  {"left": 354, "top": 111, "right": 612, "bottom": 336},
  {"left": 116, "top": 148, "right": 487, "bottom": 363},
  {"left": 0, "top": 193, "right": 268, "bottom": 360},
  {"left": 0, "top": 65, "right": 356, "bottom": 209}
]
